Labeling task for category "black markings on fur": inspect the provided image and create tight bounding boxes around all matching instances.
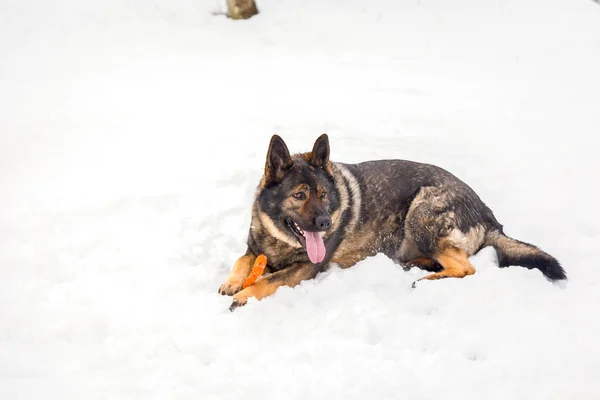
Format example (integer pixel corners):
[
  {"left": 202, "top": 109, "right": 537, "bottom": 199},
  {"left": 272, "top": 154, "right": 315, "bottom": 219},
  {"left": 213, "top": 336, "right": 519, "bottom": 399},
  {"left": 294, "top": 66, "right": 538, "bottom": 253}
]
[
  {"left": 405, "top": 260, "right": 444, "bottom": 272},
  {"left": 493, "top": 235, "right": 567, "bottom": 281}
]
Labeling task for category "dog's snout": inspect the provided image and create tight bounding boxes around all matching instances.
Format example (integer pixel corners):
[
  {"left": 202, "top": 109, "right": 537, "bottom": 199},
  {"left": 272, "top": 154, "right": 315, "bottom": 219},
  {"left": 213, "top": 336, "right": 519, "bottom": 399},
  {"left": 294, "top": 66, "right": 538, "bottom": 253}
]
[{"left": 316, "top": 215, "right": 331, "bottom": 230}]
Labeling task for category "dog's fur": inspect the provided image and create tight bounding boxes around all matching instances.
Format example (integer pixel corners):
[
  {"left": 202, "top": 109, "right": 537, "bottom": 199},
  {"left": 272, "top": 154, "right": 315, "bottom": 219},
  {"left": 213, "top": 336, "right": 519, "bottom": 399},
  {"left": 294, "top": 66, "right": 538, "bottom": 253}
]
[{"left": 219, "top": 134, "right": 566, "bottom": 310}]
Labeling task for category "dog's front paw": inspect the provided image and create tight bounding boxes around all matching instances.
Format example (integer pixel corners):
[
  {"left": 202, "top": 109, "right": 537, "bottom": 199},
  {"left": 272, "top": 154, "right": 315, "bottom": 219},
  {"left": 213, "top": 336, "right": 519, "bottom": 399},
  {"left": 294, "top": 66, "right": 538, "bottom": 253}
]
[
  {"left": 229, "top": 297, "right": 247, "bottom": 312},
  {"left": 229, "top": 288, "right": 255, "bottom": 311},
  {"left": 218, "top": 276, "right": 245, "bottom": 296}
]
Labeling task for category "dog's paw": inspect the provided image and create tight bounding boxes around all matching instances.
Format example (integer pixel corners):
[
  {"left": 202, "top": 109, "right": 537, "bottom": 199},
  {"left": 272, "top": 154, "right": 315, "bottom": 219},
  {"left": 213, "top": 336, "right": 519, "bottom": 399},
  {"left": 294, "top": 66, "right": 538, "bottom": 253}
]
[
  {"left": 218, "top": 276, "right": 245, "bottom": 296},
  {"left": 229, "top": 288, "right": 255, "bottom": 311},
  {"left": 229, "top": 297, "right": 247, "bottom": 312}
]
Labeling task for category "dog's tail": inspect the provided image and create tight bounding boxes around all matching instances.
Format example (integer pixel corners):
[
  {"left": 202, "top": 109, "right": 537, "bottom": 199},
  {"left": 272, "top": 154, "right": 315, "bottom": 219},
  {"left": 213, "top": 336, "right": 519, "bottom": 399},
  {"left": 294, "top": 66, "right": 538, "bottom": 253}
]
[{"left": 485, "top": 230, "right": 566, "bottom": 281}]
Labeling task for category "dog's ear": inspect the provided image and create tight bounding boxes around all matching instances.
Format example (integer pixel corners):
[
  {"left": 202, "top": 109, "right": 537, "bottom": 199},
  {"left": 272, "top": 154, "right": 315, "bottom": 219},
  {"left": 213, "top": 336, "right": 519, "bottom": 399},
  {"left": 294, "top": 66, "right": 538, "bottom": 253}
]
[
  {"left": 265, "top": 135, "right": 293, "bottom": 183},
  {"left": 310, "top": 134, "right": 330, "bottom": 168}
]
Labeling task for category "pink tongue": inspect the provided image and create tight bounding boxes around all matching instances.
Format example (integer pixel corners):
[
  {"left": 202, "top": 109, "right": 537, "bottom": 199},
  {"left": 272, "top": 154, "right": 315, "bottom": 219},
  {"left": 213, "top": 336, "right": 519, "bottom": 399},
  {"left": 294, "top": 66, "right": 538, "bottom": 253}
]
[{"left": 304, "top": 231, "right": 326, "bottom": 263}]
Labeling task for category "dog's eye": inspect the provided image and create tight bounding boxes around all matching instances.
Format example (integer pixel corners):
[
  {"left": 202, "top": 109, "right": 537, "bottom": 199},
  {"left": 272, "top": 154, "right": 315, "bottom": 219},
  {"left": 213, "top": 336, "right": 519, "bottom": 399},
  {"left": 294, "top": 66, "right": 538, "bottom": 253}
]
[
  {"left": 320, "top": 192, "right": 327, "bottom": 199},
  {"left": 293, "top": 192, "right": 306, "bottom": 200}
]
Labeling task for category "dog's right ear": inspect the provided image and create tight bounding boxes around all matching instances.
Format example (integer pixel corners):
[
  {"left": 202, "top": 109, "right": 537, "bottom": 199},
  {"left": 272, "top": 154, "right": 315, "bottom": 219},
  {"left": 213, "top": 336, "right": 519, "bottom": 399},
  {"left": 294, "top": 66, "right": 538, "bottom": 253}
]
[{"left": 265, "top": 135, "right": 293, "bottom": 183}]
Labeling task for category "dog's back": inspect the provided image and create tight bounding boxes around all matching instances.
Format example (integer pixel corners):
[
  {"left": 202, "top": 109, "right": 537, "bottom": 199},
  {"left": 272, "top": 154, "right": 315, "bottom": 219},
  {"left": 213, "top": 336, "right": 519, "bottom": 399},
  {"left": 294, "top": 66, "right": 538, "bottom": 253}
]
[{"left": 333, "top": 159, "right": 565, "bottom": 281}]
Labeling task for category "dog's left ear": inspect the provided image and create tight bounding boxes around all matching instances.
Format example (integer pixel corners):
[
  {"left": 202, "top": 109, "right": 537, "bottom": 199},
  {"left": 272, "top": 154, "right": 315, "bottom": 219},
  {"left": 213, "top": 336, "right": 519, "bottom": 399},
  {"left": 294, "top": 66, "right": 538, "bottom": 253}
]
[
  {"left": 265, "top": 134, "right": 293, "bottom": 183},
  {"left": 310, "top": 134, "right": 330, "bottom": 168}
]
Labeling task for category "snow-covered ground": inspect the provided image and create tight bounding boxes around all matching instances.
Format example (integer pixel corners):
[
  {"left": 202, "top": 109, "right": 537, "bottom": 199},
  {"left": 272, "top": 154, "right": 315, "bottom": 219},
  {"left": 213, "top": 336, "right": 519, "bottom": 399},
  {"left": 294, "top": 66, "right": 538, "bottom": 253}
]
[{"left": 1, "top": 0, "right": 600, "bottom": 398}]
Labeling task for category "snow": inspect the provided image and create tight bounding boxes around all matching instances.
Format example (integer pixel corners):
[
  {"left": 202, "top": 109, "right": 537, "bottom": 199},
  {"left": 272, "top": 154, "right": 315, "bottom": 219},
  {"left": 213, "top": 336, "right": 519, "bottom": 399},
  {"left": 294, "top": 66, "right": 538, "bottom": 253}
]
[{"left": 1, "top": 0, "right": 600, "bottom": 398}]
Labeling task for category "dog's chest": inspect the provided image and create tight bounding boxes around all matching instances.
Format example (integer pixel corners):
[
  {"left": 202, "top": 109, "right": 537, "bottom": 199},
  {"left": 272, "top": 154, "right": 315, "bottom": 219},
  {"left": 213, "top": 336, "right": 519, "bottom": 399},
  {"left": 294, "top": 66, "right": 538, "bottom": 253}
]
[{"left": 259, "top": 236, "right": 308, "bottom": 271}]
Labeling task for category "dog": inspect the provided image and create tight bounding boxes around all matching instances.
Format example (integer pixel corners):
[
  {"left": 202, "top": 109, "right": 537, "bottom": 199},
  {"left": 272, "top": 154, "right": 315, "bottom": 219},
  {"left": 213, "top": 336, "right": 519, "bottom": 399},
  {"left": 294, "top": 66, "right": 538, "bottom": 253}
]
[{"left": 219, "top": 134, "right": 566, "bottom": 310}]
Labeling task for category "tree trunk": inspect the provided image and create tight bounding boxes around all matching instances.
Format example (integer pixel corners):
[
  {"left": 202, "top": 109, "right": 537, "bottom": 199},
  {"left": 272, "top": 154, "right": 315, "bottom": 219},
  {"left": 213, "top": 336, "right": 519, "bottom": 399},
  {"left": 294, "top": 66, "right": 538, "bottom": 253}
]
[{"left": 226, "top": 0, "right": 259, "bottom": 20}]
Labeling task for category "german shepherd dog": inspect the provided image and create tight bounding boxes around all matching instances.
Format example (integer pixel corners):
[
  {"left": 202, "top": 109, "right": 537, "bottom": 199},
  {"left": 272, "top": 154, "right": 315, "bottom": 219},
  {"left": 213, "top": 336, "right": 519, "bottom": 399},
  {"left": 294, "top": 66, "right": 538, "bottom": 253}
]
[{"left": 219, "top": 134, "right": 566, "bottom": 310}]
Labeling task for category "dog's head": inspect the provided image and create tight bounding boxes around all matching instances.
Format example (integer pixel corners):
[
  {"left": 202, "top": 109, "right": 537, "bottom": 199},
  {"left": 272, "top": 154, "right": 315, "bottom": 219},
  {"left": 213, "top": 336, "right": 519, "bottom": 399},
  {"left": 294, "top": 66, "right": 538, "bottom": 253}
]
[{"left": 257, "top": 134, "right": 338, "bottom": 264}]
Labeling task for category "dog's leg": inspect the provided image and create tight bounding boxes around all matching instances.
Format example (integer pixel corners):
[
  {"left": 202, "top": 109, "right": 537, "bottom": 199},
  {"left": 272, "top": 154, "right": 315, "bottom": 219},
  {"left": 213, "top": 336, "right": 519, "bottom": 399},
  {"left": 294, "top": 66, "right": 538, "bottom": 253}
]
[
  {"left": 414, "top": 247, "right": 475, "bottom": 286},
  {"left": 218, "top": 253, "right": 256, "bottom": 296},
  {"left": 230, "top": 263, "right": 318, "bottom": 311},
  {"left": 404, "top": 256, "right": 443, "bottom": 272}
]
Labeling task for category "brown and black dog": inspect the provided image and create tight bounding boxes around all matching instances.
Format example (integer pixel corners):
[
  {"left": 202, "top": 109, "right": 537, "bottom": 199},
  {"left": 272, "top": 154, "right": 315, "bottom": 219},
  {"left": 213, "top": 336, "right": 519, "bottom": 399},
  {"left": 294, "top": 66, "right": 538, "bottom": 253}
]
[{"left": 219, "top": 134, "right": 566, "bottom": 310}]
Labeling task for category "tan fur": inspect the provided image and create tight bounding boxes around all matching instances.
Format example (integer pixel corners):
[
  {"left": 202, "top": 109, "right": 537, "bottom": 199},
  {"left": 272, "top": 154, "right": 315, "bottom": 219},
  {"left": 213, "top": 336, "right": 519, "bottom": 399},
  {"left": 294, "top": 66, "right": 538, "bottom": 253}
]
[
  {"left": 409, "top": 186, "right": 449, "bottom": 209},
  {"left": 231, "top": 263, "right": 316, "bottom": 309},
  {"left": 300, "top": 152, "right": 334, "bottom": 175},
  {"left": 331, "top": 227, "right": 378, "bottom": 268},
  {"left": 226, "top": 0, "right": 258, "bottom": 20},
  {"left": 446, "top": 224, "right": 486, "bottom": 256},
  {"left": 328, "top": 163, "right": 371, "bottom": 268},
  {"left": 231, "top": 278, "right": 278, "bottom": 306},
  {"left": 255, "top": 204, "right": 301, "bottom": 249},
  {"left": 486, "top": 230, "right": 540, "bottom": 258},
  {"left": 300, "top": 152, "right": 313, "bottom": 163},
  {"left": 291, "top": 184, "right": 309, "bottom": 195},
  {"left": 330, "top": 165, "right": 350, "bottom": 233},
  {"left": 218, "top": 254, "right": 256, "bottom": 295},
  {"left": 418, "top": 247, "right": 476, "bottom": 281},
  {"left": 333, "top": 163, "right": 362, "bottom": 233}
]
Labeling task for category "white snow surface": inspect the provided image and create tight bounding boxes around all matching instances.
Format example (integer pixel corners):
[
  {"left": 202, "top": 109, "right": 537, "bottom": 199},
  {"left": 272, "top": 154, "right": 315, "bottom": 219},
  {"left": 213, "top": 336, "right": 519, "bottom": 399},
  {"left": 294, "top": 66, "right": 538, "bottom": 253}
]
[{"left": 1, "top": 0, "right": 600, "bottom": 398}]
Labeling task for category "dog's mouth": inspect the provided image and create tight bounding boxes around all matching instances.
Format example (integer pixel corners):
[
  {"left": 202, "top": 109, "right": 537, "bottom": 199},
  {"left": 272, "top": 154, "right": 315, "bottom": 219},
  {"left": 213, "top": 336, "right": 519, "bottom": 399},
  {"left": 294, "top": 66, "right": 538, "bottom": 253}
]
[{"left": 285, "top": 217, "right": 326, "bottom": 264}]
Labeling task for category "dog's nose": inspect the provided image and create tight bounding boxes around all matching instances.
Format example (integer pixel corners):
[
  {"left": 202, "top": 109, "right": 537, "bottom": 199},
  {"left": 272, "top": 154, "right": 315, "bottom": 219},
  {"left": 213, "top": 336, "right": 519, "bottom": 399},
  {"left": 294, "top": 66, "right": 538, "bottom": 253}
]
[{"left": 315, "top": 215, "right": 331, "bottom": 230}]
